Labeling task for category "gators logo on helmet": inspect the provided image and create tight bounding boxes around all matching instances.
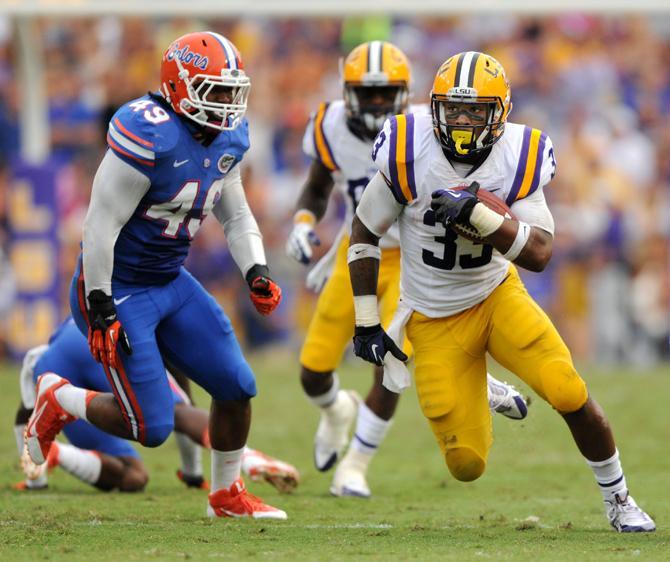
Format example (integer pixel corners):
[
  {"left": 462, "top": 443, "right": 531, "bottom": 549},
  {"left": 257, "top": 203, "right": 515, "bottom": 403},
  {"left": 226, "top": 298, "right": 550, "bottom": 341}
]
[{"left": 160, "top": 31, "right": 250, "bottom": 131}]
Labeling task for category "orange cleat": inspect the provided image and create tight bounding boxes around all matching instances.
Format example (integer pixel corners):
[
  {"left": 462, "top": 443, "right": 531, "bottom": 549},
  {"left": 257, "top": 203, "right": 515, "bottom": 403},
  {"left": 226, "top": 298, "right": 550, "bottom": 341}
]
[
  {"left": 207, "top": 478, "right": 287, "bottom": 519},
  {"left": 25, "top": 374, "right": 75, "bottom": 465},
  {"left": 242, "top": 449, "right": 300, "bottom": 494}
]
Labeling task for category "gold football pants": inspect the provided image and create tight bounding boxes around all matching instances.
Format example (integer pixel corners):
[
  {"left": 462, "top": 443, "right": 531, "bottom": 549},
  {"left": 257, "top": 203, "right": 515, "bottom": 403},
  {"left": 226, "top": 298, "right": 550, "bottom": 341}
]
[
  {"left": 406, "top": 266, "right": 588, "bottom": 482},
  {"left": 300, "top": 236, "right": 410, "bottom": 373}
]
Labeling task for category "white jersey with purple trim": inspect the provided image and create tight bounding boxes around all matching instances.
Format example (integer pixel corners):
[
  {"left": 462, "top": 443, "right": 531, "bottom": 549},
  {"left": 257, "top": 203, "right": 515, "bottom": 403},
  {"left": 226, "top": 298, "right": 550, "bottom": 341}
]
[
  {"left": 302, "top": 100, "right": 429, "bottom": 249},
  {"left": 372, "top": 112, "right": 556, "bottom": 317}
]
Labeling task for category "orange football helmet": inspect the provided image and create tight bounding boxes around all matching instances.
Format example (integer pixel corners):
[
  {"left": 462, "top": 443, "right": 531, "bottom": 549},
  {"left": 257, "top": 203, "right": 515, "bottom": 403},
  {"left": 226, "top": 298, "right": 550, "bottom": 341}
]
[
  {"left": 431, "top": 51, "right": 512, "bottom": 155},
  {"left": 160, "top": 31, "right": 250, "bottom": 131},
  {"left": 341, "top": 41, "right": 410, "bottom": 140}
]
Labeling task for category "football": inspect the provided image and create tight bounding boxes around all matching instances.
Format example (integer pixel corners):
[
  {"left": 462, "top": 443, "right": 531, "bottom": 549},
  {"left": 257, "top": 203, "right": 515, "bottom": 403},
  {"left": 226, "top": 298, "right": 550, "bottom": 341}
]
[{"left": 449, "top": 188, "right": 515, "bottom": 242}]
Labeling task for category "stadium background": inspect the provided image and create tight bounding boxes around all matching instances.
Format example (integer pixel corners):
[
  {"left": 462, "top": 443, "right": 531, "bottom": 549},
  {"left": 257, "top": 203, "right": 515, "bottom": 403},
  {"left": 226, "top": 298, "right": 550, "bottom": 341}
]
[
  {"left": 0, "top": 5, "right": 668, "bottom": 560},
  {"left": 0, "top": 6, "right": 668, "bottom": 366}
]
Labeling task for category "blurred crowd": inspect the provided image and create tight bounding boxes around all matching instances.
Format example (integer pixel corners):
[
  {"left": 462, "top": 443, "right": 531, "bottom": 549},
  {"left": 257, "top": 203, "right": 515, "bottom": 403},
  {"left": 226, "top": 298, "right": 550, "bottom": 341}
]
[{"left": 0, "top": 14, "right": 668, "bottom": 366}]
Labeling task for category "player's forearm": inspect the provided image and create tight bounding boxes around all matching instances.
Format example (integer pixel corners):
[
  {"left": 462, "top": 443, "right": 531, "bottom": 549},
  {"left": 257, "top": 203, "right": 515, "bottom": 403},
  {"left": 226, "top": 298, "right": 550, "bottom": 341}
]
[
  {"left": 212, "top": 168, "right": 267, "bottom": 277},
  {"left": 484, "top": 221, "right": 553, "bottom": 272},
  {"left": 294, "top": 160, "right": 335, "bottom": 221},
  {"left": 348, "top": 215, "right": 380, "bottom": 297}
]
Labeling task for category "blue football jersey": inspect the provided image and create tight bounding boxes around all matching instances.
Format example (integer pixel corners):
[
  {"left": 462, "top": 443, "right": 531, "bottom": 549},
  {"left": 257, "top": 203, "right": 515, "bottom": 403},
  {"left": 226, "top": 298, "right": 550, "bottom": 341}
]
[{"left": 105, "top": 93, "right": 250, "bottom": 286}]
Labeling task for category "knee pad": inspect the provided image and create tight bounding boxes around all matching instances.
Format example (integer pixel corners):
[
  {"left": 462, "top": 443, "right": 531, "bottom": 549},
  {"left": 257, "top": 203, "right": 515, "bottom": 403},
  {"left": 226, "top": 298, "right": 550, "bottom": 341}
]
[
  {"left": 540, "top": 360, "right": 588, "bottom": 414},
  {"left": 141, "top": 422, "right": 174, "bottom": 448},
  {"left": 445, "top": 446, "right": 486, "bottom": 482},
  {"left": 418, "top": 383, "right": 458, "bottom": 420}
]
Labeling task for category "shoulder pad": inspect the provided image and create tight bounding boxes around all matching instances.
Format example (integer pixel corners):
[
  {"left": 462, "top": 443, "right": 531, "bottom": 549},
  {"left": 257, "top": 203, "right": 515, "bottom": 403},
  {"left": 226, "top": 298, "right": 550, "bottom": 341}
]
[
  {"left": 505, "top": 125, "right": 555, "bottom": 206},
  {"left": 303, "top": 102, "right": 340, "bottom": 171},
  {"left": 107, "top": 96, "right": 180, "bottom": 170},
  {"left": 372, "top": 114, "right": 421, "bottom": 204}
]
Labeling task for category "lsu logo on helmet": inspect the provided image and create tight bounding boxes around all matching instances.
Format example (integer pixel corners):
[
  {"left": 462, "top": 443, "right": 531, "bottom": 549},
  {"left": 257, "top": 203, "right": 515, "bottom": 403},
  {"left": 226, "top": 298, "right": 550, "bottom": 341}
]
[
  {"left": 431, "top": 52, "right": 512, "bottom": 155},
  {"left": 160, "top": 31, "right": 251, "bottom": 131}
]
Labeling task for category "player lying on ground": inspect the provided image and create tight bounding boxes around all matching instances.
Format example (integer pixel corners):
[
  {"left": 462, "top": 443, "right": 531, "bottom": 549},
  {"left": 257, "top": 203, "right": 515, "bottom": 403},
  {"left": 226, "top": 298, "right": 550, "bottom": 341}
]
[
  {"left": 287, "top": 41, "right": 528, "bottom": 499},
  {"left": 348, "top": 51, "right": 655, "bottom": 532},
  {"left": 25, "top": 31, "right": 287, "bottom": 519},
  {"left": 15, "top": 318, "right": 299, "bottom": 493}
]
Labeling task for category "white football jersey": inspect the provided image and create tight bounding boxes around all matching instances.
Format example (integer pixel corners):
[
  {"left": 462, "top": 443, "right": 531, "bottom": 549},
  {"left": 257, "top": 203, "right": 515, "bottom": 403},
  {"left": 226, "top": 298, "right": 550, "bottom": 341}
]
[
  {"left": 303, "top": 100, "right": 429, "bottom": 249},
  {"left": 372, "top": 112, "right": 556, "bottom": 317}
]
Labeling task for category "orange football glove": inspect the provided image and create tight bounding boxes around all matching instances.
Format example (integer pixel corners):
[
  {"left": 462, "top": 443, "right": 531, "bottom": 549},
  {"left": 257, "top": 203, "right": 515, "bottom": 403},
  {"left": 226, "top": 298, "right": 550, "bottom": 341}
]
[
  {"left": 87, "top": 290, "right": 133, "bottom": 370},
  {"left": 249, "top": 276, "right": 282, "bottom": 316}
]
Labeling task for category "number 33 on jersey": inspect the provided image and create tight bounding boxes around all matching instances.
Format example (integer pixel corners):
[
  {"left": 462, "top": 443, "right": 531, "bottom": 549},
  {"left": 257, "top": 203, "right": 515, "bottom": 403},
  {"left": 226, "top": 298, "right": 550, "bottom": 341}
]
[{"left": 105, "top": 94, "right": 249, "bottom": 285}]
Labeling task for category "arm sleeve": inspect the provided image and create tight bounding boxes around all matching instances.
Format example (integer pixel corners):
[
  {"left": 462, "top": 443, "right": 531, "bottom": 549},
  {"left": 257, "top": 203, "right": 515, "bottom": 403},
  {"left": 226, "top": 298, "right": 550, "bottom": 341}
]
[
  {"left": 211, "top": 166, "right": 266, "bottom": 277},
  {"left": 82, "top": 151, "right": 151, "bottom": 296},
  {"left": 355, "top": 172, "right": 404, "bottom": 238},
  {"left": 510, "top": 185, "right": 555, "bottom": 236}
]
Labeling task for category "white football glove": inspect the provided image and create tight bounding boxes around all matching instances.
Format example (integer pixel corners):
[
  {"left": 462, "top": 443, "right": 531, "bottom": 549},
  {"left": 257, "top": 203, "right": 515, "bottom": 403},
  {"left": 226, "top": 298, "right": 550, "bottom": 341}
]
[{"left": 286, "top": 222, "right": 320, "bottom": 265}]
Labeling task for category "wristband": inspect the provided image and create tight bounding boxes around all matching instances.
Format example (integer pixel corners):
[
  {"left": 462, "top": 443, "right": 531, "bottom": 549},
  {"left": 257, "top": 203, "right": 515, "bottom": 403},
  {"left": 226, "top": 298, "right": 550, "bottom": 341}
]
[
  {"left": 353, "top": 295, "right": 380, "bottom": 327},
  {"left": 503, "top": 221, "right": 531, "bottom": 261},
  {"left": 347, "top": 243, "right": 381, "bottom": 264},
  {"left": 469, "top": 202, "right": 505, "bottom": 238},
  {"left": 293, "top": 209, "right": 316, "bottom": 226}
]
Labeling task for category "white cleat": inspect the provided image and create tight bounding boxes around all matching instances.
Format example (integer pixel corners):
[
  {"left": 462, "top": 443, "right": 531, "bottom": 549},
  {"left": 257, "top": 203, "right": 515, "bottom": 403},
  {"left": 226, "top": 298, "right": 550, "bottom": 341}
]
[
  {"left": 487, "top": 374, "right": 528, "bottom": 420},
  {"left": 606, "top": 493, "right": 656, "bottom": 532},
  {"left": 330, "top": 450, "right": 371, "bottom": 498},
  {"left": 242, "top": 448, "right": 300, "bottom": 494},
  {"left": 314, "top": 390, "right": 360, "bottom": 472}
]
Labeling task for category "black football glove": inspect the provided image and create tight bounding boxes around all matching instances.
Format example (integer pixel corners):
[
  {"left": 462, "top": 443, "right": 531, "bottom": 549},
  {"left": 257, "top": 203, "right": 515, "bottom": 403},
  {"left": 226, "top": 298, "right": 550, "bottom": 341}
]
[
  {"left": 353, "top": 324, "right": 408, "bottom": 366},
  {"left": 430, "top": 181, "right": 480, "bottom": 226},
  {"left": 87, "top": 289, "right": 132, "bottom": 369}
]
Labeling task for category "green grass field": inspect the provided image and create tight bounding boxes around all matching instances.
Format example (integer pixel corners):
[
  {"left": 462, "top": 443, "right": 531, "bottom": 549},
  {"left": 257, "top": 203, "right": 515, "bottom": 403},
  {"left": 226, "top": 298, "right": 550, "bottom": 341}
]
[{"left": 0, "top": 352, "right": 667, "bottom": 561}]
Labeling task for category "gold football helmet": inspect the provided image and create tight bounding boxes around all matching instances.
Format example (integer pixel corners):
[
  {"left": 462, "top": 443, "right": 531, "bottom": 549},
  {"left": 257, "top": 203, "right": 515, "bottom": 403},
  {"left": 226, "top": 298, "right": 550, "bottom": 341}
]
[
  {"left": 342, "top": 41, "right": 410, "bottom": 140},
  {"left": 431, "top": 52, "right": 512, "bottom": 155}
]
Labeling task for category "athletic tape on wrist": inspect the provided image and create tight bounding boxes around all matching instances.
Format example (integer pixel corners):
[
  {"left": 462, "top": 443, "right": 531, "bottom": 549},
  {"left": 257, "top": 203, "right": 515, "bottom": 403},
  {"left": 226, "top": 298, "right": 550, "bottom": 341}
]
[
  {"left": 469, "top": 203, "right": 505, "bottom": 238},
  {"left": 347, "top": 243, "right": 382, "bottom": 264},
  {"left": 353, "top": 295, "right": 380, "bottom": 327},
  {"left": 293, "top": 209, "right": 316, "bottom": 225},
  {"left": 503, "top": 221, "right": 531, "bottom": 261}
]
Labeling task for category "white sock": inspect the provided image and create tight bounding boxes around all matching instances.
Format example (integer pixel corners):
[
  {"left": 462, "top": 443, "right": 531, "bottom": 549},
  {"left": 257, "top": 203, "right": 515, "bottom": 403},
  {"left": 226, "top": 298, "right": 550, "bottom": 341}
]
[
  {"left": 586, "top": 449, "right": 628, "bottom": 502},
  {"left": 307, "top": 372, "right": 340, "bottom": 408},
  {"left": 55, "top": 442, "right": 102, "bottom": 485},
  {"left": 351, "top": 402, "right": 392, "bottom": 456},
  {"left": 14, "top": 424, "right": 25, "bottom": 456},
  {"left": 54, "top": 385, "right": 89, "bottom": 421},
  {"left": 211, "top": 446, "right": 244, "bottom": 492},
  {"left": 175, "top": 432, "right": 203, "bottom": 477}
]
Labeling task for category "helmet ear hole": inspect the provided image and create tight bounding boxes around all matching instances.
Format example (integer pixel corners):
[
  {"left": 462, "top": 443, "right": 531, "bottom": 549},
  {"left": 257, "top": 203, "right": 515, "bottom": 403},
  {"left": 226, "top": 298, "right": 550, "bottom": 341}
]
[{"left": 169, "top": 81, "right": 177, "bottom": 93}]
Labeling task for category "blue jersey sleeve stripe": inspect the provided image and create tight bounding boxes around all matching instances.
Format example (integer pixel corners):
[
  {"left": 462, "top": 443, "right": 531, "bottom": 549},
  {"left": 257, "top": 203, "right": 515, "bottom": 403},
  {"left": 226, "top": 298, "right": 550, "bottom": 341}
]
[
  {"left": 387, "top": 117, "right": 407, "bottom": 203},
  {"left": 113, "top": 118, "right": 154, "bottom": 148},
  {"left": 107, "top": 134, "right": 155, "bottom": 167},
  {"left": 506, "top": 126, "right": 532, "bottom": 206},
  {"left": 405, "top": 114, "right": 417, "bottom": 200},
  {"left": 526, "top": 131, "right": 547, "bottom": 197},
  {"left": 108, "top": 123, "right": 155, "bottom": 163}
]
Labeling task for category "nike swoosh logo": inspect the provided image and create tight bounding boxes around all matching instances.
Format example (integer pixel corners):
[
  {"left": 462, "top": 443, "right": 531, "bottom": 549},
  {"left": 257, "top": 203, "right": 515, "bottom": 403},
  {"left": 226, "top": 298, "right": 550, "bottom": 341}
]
[
  {"left": 488, "top": 188, "right": 501, "bottom": 193},
  {"left": 173, "top": 159, "right": 189, "bottom": 168},
  {"left": 26, "top": 401, "right": 48, "bottom": 437},
  {"left": 113, "top": 295, "right": 131, "bottom": 306},
  {"left": 449, "top": 192, "right": 462, "bottom": 198},
  {"left": 371, "top": 344, "right": 380, "bottom": 363}
]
